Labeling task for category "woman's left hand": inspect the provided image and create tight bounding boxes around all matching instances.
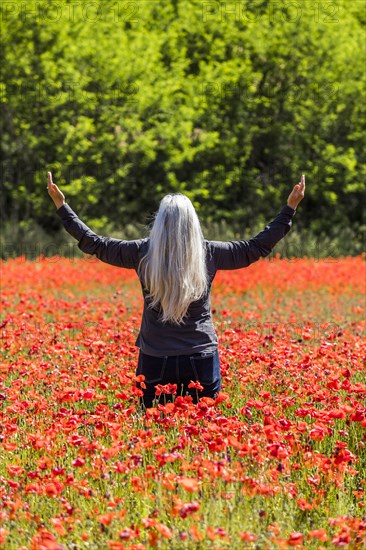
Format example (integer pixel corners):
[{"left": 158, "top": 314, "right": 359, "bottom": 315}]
[{"left": 47, "top": 171, "right": 65, "bottom": 209}]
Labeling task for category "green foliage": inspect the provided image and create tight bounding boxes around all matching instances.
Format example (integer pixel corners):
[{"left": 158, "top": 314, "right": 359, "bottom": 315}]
[{"left": 1, "top": 0, "right": 365, "bottom": 251}]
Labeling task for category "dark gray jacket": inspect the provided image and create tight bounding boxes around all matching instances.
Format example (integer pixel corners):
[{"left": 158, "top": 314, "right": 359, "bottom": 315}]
[{"left": 57, "top": 203, "right": 296, "bottom": 356}]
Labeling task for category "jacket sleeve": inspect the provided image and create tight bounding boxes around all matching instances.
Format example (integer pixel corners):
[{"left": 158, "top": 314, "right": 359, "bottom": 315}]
[
  {"left": 209, "top": 205, "right": 296, "bottom": 270},
  {"left": 56, "top": 203, "right": 141, "bottom": 269}
]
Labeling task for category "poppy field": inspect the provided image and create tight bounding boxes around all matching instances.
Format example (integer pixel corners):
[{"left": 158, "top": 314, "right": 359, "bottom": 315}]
[{"left": 0, "top": 254, "right": 365, "bottom": 549}]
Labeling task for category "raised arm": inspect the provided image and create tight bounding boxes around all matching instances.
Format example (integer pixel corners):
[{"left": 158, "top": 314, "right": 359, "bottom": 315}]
[
  {"left": 210, "top": 175, "right": 305, "bottom": 270},
  {"left": 47, "top": 171, "right": 142, "bottom": 269}
]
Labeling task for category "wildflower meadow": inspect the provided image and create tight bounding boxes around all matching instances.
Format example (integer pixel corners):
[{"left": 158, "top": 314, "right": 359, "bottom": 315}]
[{"left": 0, "top": 254, "right": 365, "bottom": 548}]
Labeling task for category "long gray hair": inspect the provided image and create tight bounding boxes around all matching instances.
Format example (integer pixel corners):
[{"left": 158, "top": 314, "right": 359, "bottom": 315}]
[{"left": 138, "top": 193, "right": 208, "bottom": 325}]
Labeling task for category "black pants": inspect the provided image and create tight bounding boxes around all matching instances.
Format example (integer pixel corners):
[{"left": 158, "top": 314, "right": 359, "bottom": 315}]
[{"left": 136, "top": 349, "right": 221, "bottom": 408}]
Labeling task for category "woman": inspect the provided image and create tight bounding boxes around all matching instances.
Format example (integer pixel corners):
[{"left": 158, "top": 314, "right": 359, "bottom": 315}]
[{"left": 47, "top": 171, "right": 305, "bottom": 408}]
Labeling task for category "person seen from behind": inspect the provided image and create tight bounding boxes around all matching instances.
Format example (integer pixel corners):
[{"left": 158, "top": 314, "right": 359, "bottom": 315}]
[{"left": 47, "top": 172, "right": 305, "bottom": 408}]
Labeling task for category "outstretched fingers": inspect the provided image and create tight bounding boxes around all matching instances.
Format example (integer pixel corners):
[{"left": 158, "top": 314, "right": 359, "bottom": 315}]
[
  {"left": 287, "top": 175, "right": 305, "bottom": 209},
  {"left": 298, "top": 174, "right": 305, "bottom": 196},
  {"left": 294, "top": 175, "right": 305, "bottom": 197}
]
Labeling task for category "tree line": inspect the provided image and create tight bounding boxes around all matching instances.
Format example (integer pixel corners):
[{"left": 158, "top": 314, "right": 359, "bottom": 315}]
[{"left": 1, "top": 0, "right": 365, "bottom": 256}]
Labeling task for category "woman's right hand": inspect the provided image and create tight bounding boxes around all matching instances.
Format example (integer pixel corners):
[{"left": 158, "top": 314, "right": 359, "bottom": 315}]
[
  {"left": 287, "top": 175, "right": 305, "bottom": 210},
  {"left": 47, "top": 171, "right": 65, "bottom": 209}
]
